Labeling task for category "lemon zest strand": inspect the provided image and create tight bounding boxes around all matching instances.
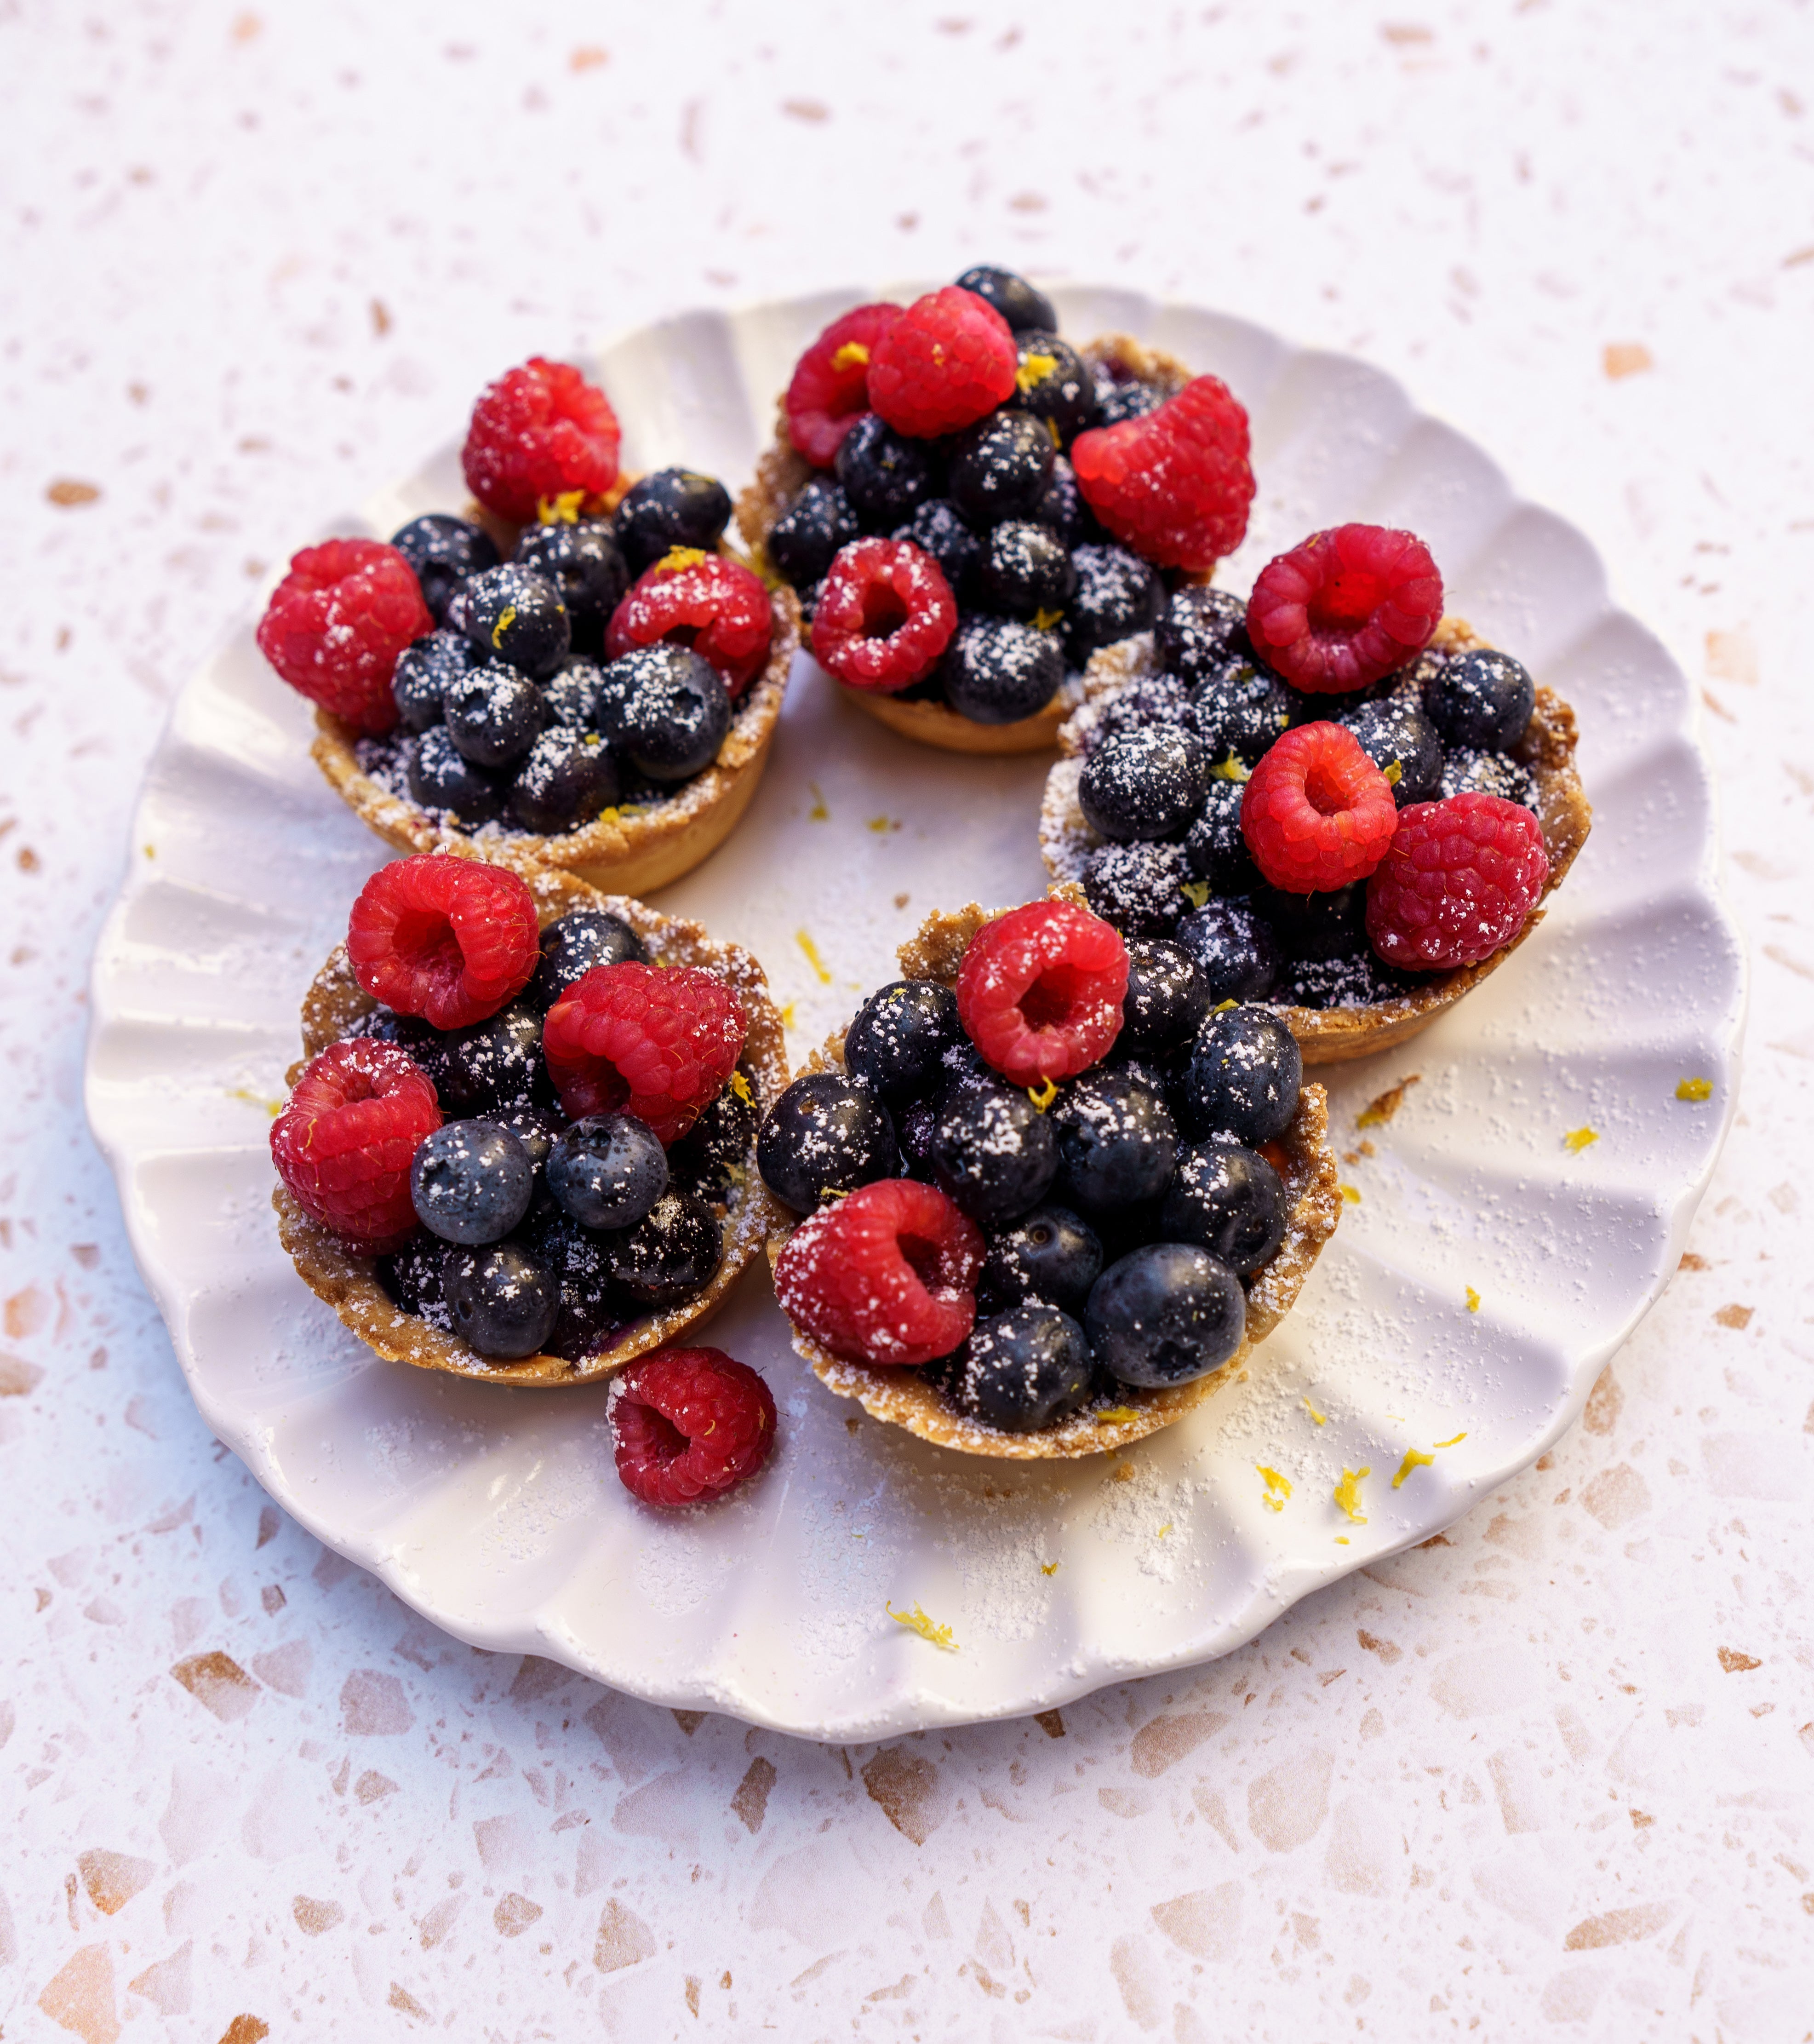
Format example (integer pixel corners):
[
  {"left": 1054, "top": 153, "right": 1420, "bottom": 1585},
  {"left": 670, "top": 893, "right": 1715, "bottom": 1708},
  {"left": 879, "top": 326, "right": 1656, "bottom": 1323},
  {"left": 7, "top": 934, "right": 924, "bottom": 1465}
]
[{"left": 887, "top": 1602, "right": 957, "bottom": 1651}]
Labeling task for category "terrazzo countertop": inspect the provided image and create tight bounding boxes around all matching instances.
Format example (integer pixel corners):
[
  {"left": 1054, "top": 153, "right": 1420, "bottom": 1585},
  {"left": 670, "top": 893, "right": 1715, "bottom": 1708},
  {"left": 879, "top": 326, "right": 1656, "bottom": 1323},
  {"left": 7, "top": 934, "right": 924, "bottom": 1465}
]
[{"left": 5, "top": 2, "right": 1813, "bottom": 2037}]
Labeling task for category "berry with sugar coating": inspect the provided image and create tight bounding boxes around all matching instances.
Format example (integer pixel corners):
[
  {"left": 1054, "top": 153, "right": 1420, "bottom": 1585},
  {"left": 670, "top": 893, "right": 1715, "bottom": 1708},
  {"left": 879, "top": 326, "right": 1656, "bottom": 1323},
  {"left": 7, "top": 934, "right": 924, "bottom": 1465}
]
[
  {"left": 1070, "top": 375, "right": 1254, "bottom": 572},
  {"left": 770, "top": 478, "right": 862, "bottom": 588},
  {"left": 835, "top": 413, "right": 941, "bottom": 530},
  {"left": 1066, "top": 543, "right": 1162, "bottom": 664},
  {"left": 444, "top": 660, "right": 544, "bottom": 769},
  {"left": 611, "top": 1348, "right": 777, "bottom": 1506},
  {"left": 976, "top": 1205, "right": 1103, "bottom": 1316},
  {"left": 979, "top": 520, "right": 1074, "bottom": 620},
  {"left": 1342, "top": 695, "right": 1445, "bottom": 807},
  {"left": 410, "top": 1120, "right": 534, "bottom": 1245},
  {"left": 1173, "top": 899, "right": 1281, "bottom": 1004},
  {"left": 867, "top": 286, "right": 1019, "bottom": 439},
  {"left": 446, "top": 1241, "right": 559, "bottom": 1358},
  {"left": 513, "top": 519, "right": 629, "bottom": 653},
  {"left": 843, "top": 980, "right": 962, "bottom": 1104},
  {"left": 1423, "top": 648, "right": 1536, "bottom": 751},
  {"left": 947, "top": 410, "right": 1056, "bottom": 527},
  {"left": 1160, "top": 1134, "right": 1287, "bottom": 1273},
  {"left": 784, "top": 303, "right": 903, "bottom": 467},
  {"left": 258, "top": 538, "right": 435, "bottom": 735},
  {"left": 756, "top": 1073, "right": 899, "bottom": 1213},
  {"left": 1247, "top": 523, "right": 1443, "bottom": 694},
  {"left": 605, "top": 1189, "right": 722, "bottom": 1304},
  {"left": 938, "top": 616, "right": 1064, "bottom": 725},
  {"left": 1365, "top": 790, "right": 1549, "bottom": 970},
  {"left": 507, "top": 726, "right": 619, "bottom": 834},
  {"left": 1156, "top": 585, "right": 1251, "bottom": 684},
  {"left": 346, "top": 857, "right": 540, "bottom": 1030},
  {"left": 1085, "top": 1242, "right": 1246, "bottom": 1389},
  {"left": 890, "top": 499, "right": 982, "bottom": 599},
  {"left": 547, "top": 1114, "right": 669, "bottom": 1231},
  {"left": 956, "top": 899, "right": 1129, "bottom": 1086},
  {"left": 406, "top": 727, "right": 507, "bottom": 826},
  {"left": 614, "top": 468, "right": 733, "bottom": 576},
  {"left": 591, "top": 643, "right": 730, "bottom": 781},
  {"left": 528, "top": 909, "right": 648, "bottom": 1011},
  {"left": 943, "top": 1303, "right": 1094, "bottom": 1434},
  {"left": 606, "top": 550, "right": 772, "bottom": 698},
  {"left": 271, "top": 1039, "right": 442, "bottom": 1246},
  {"left": 392, "top": 629, "right": 478, "bottom": 734},
  {"left": 542, "top": 959, "right": 745, "bottom": 1143},
  {"left": 462, "top": 357, "right": 620, "bottom": 525},
  {"left": 927, "top": 1077, "right": 1059, "bottom": 1227},
  {"left": 953, "top": 264, "right": 1057, "bottom": 333},
  {"left": 1079, "top": 724, "right": 1208, "bottom": 844},
  {"left": 1118, "top": 939, "right": 1211, "bottom": 1055},
  {"left": 1007, "top": 331, "right": 1099, "bottom": 444},
  {"left": 1081, "top": 839, "right": 1191, "bottom": 941},
  {"left": 1179, "top": 1004, "right": 1302, "bottom": 1146},
  {"left": 812, "top": 538, "right": 956, "bottom": 691},
  {"left": 391, "top": 513, "right": 499, "bottom": 623},
  {"left": 1241, "top": 721, "right": 1399, "bottom": 894},
  {"left": 1052, "top": 1068, "right": 1178, "bottom": 1217},
  {"left": 448, "top": 563, "right": 571, "bottom": 679}
]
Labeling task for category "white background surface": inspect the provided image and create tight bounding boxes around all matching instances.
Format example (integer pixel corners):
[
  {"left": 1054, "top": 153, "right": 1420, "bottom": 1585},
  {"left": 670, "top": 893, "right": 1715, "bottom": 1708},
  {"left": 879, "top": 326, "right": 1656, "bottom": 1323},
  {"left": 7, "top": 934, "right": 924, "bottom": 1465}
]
[{"left": 3, "top": 2, "right": 1812, "bottom": 2038}]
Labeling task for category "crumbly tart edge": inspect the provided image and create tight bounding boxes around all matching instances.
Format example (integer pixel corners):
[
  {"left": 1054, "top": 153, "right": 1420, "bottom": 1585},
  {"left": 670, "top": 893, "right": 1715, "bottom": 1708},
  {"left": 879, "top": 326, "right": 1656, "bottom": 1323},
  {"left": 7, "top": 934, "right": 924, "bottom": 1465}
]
[
  {"left": 728, "top": 333, "right": 1195, "bottom": 758},
  {"left": 1038, "top": 616, "right": 1594, "bottom": 1067},
  {"left": 764, "top": 900, "right": 1342, "bottom": 1460},
  {"left": 310, "top": 559, "right": 802, "bottom": 895},
  {"left": 274, "top": 869, "right": 790, "bottom": 1390}
]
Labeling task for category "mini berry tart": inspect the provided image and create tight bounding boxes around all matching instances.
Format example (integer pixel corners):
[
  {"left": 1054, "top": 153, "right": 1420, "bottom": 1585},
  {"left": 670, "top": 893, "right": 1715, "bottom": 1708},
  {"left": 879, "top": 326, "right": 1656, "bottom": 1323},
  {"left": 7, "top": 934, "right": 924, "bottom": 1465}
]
[
  {"left": 261, "top": 356, "right": 801, "bottom": 897},
  {"left": 734, "top": 266, "right": 1244, "bottom": 756},
  {"left": 757, "top": 898, "right": 1340, "bottom": 1459},
  {"left": 1038, "top": 523, "right": 1592, "bottom": 1064},
  {"left": 269, "top": 855, "right": 788, "bottom": 1386}
]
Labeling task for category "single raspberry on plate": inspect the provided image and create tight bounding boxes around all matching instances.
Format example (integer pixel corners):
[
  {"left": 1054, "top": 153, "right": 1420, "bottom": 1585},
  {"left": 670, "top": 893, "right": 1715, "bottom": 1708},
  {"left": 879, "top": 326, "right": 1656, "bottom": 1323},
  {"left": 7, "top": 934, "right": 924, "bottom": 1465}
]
[
  {"left": 956, "top": 900, "right": 1130, "bottom": 1085},
  {"left": 774, "top": 1179, "right": 984, "bottom": 1368},
  {"left": 610, "top": 1347, "right": 777, "bottom": 1506},
  {"left": 1241, "top": 722, "right": 1399, "bottom": 894},
  {"left": 785, "top": 302, "right": 903, "bottom": 466},
  {"left": 866, "top": 287, "right": 1019, "bottom": 439},
  {"left": 1365, "top": 791, "right": 1549, "bottom": 969},
  {"left": 256, "top": 539, "right": 434, "bottom": 736},
  {"left": 461, "top": 357, "right": 621, "bottom": 525},
  {"left": 270, "top": 1038, "right": 441, "bottom": 1245},
  {"left": 605, "top": 549, "right": 773, "bottom": 698},
  {"left": 1247, "top": 524, "right": 1444, "bottom": 693},
  {"left": 543, "top": 961, "right": 746, "bottom": 1143},
  {"left": 346, "top": 857, "right": 541, "bottom": 1030},
  {"left": 1070, "top": 375, "right": 1254, "bottom": 572},
  {"left": 811, "top": 538, "right": 956, "bottom": 691}
]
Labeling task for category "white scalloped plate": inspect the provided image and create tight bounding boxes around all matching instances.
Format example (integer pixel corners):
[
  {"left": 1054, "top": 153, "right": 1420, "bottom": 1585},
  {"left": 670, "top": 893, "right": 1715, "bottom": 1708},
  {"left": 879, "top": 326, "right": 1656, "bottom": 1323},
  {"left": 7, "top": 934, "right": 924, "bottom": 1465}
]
[{"left": 85, "top": 287, "right": 1745, "bottom": 1739}]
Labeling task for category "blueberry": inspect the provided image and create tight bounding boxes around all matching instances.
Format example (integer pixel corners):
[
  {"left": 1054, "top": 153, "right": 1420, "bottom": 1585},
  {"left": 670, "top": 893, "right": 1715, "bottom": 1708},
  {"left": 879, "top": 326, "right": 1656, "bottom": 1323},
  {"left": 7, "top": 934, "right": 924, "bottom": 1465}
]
[
  {"left": 412, "top": 1120, "right": 535, "bottom": 1245},
  {"left": 1006, "top": 330, "right": 1098, "bottom": 443},
  {"left": 769, "top": 477, "right": 861, "bottom": 588},
  {"left": 592, "top": 643, "right": 730, "bottom": 782},
  {"left": 835, "top": 413, "right": 939, "bottom": 531},
  {"left": 1160, "top": 1134, "right": 1287, "bottom": 1273},
  {"left": 541, "top": 657, "right": 602, "bottom": 729},
  {"left": 517, "top": 1208, "right": 622, "bottom": 1361},
  {"left": 953, "top": 264, "right": 1056, "bottom": 333},
  {"left": 666, "top": 1080, "right": 758, "bottom": 1203},
  {"left": 1254, "top": 883, "right": 1366, "bottom": 963},
  {"left": 1155, "top": 586, "right": 1250, "bottom": 685},
  {"left": 895, "top": 1095, "right": 940, "bottom": 1182},
  {"left": 1120, "top": 939, "right": 1212, "bottom": 1055},
  {"left": 979, "top": 520, "right": 1074, "bottom": 620},
  {"left": 1027, "top": 455, "right": 1098, "bottom": 547},
  {"left": 548, "top": 1113, "right": 669, "bottom": 1231},
  {"left": 928, "top": 1079, "right": 1058, "bottom": 1226},
  {"left": 1184, "top": 779, "right": 1261, "bottom": 891},
  {"left": 406, "top": 726, "right": 508, "bottom": 826},
  {"left": 614, "top": 468, "right": 733, "bottom": 576},
  {"left": 443, "top": 659, "right": 544, "bottom": 769},
  {"left": 528, "top": 909, "right": 648, "bottom": 1010},
  {"left": 976, "top": 1205, "right": 1103, "bottom": 1315},
  {"left": 449, "top": 563, "right": 571, "bottom": 679},
  {"left": 948, "top": 412, "right": 1055, "bottom": 528},
  {"left": 891, "top": 499, "right": 981, "bottom": 599},
  {"left": 843, "top": 979, "right": 961, "bottom": 1104},
  {"left": 508, "top": 726, "right": 619, "bottom": 833},
  {"left": 437, "top": 1003, "right": 549, "bottom": 1115},
  {"left": 378, "top": 1233, "right": 452, "bottom": 1317},
  {"left": 1342, "top": 696, "right": 1444, "bottom": 806},
  {"left": 513, "top": 520, "right": 629, "bottom": 654},
  {"left": 1081, "top": 839, "right": 1190, "bottom": 940},
  {"left": 757, "top": 1073, "right": 898, "bottom": 1213},
  {"left": 938, "top": 616, "right": 1064, "bottom": 724},
  {"left": 1278, "top": 950, "right": 1425, "bottom": 1009},
  {"left": 1180, "top": 1004, "right": 1302, "bottom": 1144},
  {"left": 1066, "top": 544, "right": 1163, "bottom": 665},
  {"left": 1078, "top": 724, "right": 1208, "bottom": 843},
  {"left": 1424, "top": 649, "right": 1535, "bottom": 752},
  {"left": 605, "top": 1189, "right": 722, "bottom": 1305},
  {"left": 1051, "top": 1068, "right": 1178, "bottom": 1219},
  {"left": 1173, "top": 900, "right": 1280, "bottom": 1003},
  {"left": 446, "top": 1240, "right": 559, "bottom": 1357},
  {"left": 1088, "top": 669, "right": 1193, "bottom": 748},
  {"left": 943, "top": 1303, "right": 1094, "bottom": 1433},
  {"left": 492, "top": 1102, "right": 564, "bottom": 1206},
  {"left": 1085, "top": 1242, "right": 1246, "bottom": 1389},
  {"left": 1092, "top": 369, "right": 1163, "bottom": 427},
  {"left": 390, "top": 513, "right": 499, "bottom": 624},
  {"left": 1190, "top": 655, "right": 1295, "bottom": 766},
  {"left": 1439, "top": 747, "right": 1538, "bottom": 812},
  {"left": 392, "top": 630, "right": 477, "bottom": 733}
]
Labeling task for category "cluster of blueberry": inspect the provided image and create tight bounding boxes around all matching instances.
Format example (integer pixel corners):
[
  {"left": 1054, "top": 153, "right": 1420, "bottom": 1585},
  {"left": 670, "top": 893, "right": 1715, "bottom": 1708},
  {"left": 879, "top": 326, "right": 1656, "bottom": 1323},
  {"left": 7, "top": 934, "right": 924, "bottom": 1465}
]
[
  {"left": 1074, "top": 585, "right": 1541, "bottom": 1008},
  {"left": 758, "top": 948, "right": 1302, "bottom": 1436},
  {"left": 765, "top": 265, "right": 1177, "bottom": 724},
  {"left": 360, "top": 909, "right": 752, "bottom": 1357},
  {"left": 366, "top": 468, "right": 755, "bottom": 834}
]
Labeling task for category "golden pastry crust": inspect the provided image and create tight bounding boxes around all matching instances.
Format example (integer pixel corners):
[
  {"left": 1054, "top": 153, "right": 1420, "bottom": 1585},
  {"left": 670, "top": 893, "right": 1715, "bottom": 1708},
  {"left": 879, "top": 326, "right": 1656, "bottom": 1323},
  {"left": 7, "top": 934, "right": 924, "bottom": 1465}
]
[
  {"left": 766, "top": 901, "right": 1342, "bottom": 1459},
  {"left": 731, "top": 333, "right": 1195, "bottom": 757},
  {"left": 274, "top": 869, "right": 789, "bottom": 1389},
  {"left": 1039, "top": 617, "right": 1592, "bottom": 1066},
  {"left": 310, "top": 512, "right": 801, "bottom": 897}
]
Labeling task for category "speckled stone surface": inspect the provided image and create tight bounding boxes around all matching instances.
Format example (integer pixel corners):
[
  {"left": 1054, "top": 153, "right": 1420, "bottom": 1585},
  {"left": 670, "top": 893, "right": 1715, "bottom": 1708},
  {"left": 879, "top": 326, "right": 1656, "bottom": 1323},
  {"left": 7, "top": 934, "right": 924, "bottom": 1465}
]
[{"left": 5, "top": 3, "right": 1813, "bottom": 2038}]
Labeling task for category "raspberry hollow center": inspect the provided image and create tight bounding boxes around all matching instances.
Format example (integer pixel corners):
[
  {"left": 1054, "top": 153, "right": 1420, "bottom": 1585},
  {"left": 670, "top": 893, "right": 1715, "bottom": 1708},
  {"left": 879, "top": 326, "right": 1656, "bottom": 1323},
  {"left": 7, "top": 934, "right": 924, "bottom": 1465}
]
[
  {"left": 1303, "top": 757, "right": 1360, "bottom": 816},
  {"left": 391, "top": 907, "right": 464, "bottom": 984},
  {"left": 1309, "top": 563, "right": 1385, "bottom": 631},
  {"left": 897, "top": 1230, "right": 946, "bottom": 1286},
  {"left": 1019, "top": 966, "right": 1082, "bottom": 1032},
  {"left": 860, "top": 583, "right": 910, "bottom": 638}
]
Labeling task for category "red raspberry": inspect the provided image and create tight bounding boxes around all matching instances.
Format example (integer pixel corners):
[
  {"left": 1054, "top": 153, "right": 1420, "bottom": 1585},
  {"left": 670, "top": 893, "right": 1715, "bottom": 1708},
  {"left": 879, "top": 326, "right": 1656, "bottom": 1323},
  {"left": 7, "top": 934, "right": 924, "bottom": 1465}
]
[
  {"left": 1365, "top": 792, "right": 1549, "bottom": 970},
  {"left": 256, "top": 539, "right": 433, "bottom": 736},
  {"left": 543, "top": 961, "right": 745, "bottom": 1144},
  {"left": 1241, "top": 723, "right": 1399, "bottom": 894},
  {"left": 811, "top": 538, "right": 956, "bottom": 692},
  {"left": 345, "top": 856, "right": 540, "bottom": 1030},
  {"left": 1070, "top": 376, "right": 1254, "bottom": 572},
  {"left": 956, "top": 900, "right": 1129, "bottom": 1086},
  {"left": 610, "top": 1347, "right": 777, "bottom": 1506},
  {"left": 774, "top": 1180, "right": 983, "bottom": 1369},
  {"left": 605, "top": 549, "right": 772, "bottom": 698},
  {"left": 270, "top": 1039, "right": 441, "bottom": 1246},
  {"left": 866, "top": 287, "right": 1019, "bottom": 440},
  {"left": 461, "top": 357, "right": 621, "bottom": 525},
  {"left": 1247, "top": 524, "right": 1444, "bottom": 694},
  {"left": 785, "top": 303, "right": 903, "bottom": 466}
]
